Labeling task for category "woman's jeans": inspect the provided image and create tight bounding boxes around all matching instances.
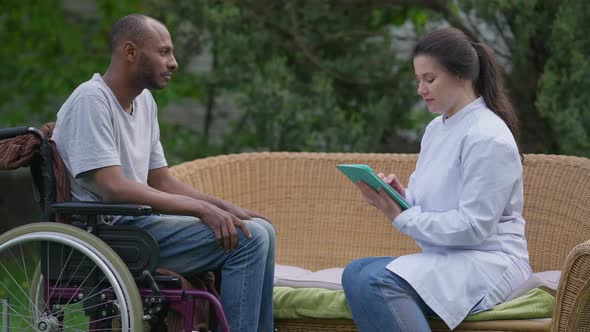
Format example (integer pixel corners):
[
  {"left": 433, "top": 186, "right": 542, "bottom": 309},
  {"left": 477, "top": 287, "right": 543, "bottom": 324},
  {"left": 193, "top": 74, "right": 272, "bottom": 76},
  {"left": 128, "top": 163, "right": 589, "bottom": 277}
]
[
  {"left": 342, "top": 257, "right": 437, "bottom": 332},
  {"left": 115, "top": 215, "right": 276, "bottom": 332}
]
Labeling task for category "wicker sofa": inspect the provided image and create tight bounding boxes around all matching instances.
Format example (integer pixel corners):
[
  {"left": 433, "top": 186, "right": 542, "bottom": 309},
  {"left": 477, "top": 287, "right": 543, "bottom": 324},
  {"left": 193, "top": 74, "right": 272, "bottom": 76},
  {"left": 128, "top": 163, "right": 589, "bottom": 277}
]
[{"left": 169, "top": 152, "right": 590, "bottom": 332}]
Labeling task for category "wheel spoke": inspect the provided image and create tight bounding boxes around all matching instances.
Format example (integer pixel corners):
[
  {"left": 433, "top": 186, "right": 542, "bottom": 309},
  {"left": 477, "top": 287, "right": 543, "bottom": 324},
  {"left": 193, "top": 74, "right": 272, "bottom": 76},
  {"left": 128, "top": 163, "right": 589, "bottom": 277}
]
[
  {"left": 0, "top": 224, "right": 143, "bottom": 331},
  {"left": 0, "top": 276, "right": 32, "bottom": 317},
  {"left": 0, "top": 300, "right": 36, "bottom": 330},
  {"left": 43, "top": 244, "right": 78, "bottom": 314},
  {"left": 50, "top": 264, "right": 101, "bottom": 319}
]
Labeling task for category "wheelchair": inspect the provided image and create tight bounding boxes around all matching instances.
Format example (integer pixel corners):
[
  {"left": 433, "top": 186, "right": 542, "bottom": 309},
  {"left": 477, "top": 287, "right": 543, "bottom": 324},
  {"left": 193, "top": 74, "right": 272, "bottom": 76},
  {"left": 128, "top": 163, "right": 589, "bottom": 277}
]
[{"left": 0, "top": 126, "right": 231, "bottom": 332}]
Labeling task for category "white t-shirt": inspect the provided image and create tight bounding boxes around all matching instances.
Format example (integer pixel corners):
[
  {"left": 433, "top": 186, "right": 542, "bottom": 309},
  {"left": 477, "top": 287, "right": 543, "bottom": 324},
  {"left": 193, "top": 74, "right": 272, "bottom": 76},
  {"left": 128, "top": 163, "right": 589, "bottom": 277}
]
[{"left": 53, "top": 73, "right": 167, "bottom": 202}]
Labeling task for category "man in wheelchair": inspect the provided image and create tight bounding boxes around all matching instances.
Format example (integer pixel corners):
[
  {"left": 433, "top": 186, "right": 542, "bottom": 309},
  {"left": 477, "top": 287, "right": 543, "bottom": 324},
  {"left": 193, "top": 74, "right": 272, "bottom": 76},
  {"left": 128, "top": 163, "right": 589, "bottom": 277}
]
[{"left": 47, "top": 14, "right": 275, "bottom": 332}]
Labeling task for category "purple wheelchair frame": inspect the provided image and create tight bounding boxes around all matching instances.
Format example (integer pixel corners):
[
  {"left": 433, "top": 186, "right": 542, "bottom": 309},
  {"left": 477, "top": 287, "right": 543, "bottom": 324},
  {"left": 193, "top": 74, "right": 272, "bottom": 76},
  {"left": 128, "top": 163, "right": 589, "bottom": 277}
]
[{"left": 44, "top": 281, "right": 230, "bottom": 331}]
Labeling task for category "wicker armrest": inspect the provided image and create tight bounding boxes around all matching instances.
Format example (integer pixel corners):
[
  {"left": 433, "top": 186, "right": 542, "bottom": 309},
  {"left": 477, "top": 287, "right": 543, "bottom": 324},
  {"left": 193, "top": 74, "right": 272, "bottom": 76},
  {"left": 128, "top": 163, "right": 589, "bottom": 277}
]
[{"left": 552, "top": 239, "right": 590, "bottom": 331}]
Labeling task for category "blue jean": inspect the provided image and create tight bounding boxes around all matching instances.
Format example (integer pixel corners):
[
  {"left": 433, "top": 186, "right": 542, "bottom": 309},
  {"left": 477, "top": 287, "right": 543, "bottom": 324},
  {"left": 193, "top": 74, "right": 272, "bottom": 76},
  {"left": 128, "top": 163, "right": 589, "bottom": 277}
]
[
  {"left": 115, "top": 214, "right": 276, "bottom": 332},
  {"left": 342, "top": 257, "right": 437, "bottom": 332}
]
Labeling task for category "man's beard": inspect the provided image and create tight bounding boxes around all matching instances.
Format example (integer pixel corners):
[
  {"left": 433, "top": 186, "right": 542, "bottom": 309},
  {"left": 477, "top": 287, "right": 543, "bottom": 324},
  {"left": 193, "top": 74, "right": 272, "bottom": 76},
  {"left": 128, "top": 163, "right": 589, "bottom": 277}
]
[{"left": 137, "top": 52, "right": 162, "bottom": 90}]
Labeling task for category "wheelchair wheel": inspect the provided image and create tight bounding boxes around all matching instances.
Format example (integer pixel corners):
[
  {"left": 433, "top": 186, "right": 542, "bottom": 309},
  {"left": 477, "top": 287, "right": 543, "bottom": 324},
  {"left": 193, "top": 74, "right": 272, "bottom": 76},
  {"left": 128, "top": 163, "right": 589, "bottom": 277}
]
[
  {"left": 28, "top": 264, "right": 42, "bottom": 322},
  {"left": 0, "top": 222, "right": 144, "bottom": 331}
]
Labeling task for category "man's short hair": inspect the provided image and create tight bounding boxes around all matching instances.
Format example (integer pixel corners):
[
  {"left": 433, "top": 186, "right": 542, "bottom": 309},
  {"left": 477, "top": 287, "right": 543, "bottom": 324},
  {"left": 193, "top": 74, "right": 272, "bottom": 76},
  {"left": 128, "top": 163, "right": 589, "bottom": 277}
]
[{"left": 109, "top": 14, "right": 151, "bottom": 52}]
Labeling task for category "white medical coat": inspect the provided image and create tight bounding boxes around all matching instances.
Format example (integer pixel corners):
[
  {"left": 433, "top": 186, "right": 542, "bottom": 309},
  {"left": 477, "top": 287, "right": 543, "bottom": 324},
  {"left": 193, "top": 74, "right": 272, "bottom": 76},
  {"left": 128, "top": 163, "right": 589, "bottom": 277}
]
[{"left": 387, "top": 98, "right": 532, "bottom": 329}]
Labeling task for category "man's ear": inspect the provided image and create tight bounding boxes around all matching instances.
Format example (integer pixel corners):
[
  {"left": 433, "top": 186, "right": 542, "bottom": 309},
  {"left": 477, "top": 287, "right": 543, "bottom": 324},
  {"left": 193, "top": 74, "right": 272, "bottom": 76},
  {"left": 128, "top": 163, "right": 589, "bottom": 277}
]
[{"left": 123, "top": 41, "right": 137, "bottom": 62}]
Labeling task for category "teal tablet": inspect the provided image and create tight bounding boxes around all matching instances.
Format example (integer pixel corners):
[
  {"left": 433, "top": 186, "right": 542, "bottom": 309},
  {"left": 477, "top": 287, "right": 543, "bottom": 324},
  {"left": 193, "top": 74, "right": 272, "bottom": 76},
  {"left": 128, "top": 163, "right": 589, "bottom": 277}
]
[{"left": 336, "top": 164, "right": 411, "bottom": 211}]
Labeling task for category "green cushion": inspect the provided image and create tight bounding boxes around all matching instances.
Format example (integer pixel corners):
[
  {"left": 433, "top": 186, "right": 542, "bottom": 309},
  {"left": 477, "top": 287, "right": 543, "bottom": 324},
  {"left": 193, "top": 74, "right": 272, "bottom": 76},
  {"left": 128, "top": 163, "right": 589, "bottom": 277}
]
[
  {"left": 464, "top": 288, "right": 555, "bottom": 321},
  {"left": 274, "top": 287, "right": 352, "bottom": 319},
  {"left": 273, "top": 287, "right": 555, "bottom": 321}
]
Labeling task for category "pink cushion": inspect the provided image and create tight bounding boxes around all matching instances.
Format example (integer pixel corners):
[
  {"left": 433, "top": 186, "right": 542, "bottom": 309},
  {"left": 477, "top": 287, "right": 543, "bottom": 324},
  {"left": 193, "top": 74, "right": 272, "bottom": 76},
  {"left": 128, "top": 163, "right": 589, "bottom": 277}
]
[
  {"left": 274, "top": 264, "right": 344, "bottom": 290},
  {"left": 505, "top": 270, "right": 561, "bottom": 301}
]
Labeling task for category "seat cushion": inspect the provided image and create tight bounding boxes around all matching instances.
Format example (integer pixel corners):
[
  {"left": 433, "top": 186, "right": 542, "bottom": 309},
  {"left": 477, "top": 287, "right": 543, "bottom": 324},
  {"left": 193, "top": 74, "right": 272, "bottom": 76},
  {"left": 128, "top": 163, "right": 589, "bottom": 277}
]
[
  {"left": 273, "top": 287, "right": 555, "bottom": 321},
  {"left": 274, "top": 265, "right": 343, "bottom": 290},
  {"left": 273, "top": 264, "right": 560, "bottom": 298}
]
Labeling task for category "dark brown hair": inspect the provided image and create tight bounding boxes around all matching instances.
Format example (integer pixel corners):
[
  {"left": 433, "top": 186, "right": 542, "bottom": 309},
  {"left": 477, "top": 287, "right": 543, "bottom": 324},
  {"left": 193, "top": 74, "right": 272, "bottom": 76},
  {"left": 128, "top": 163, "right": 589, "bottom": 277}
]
[{"left": 413, "top": 28, "right": 520, "bottom": 142}]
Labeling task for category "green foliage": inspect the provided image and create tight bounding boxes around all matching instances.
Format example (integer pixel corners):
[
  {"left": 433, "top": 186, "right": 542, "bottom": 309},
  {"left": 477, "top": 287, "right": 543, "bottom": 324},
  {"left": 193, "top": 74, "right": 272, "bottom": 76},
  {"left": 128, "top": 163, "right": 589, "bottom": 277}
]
[
  {"left": 444, "top": 0, "right": 589, "bottom": 156},
  {"left": 537, "top": 0, "right": 590, "bottom": 157},
  {"left": 1, "top": 0, "right": 589, "bottom": 163},
  {"left": 0, "top": 0, "right": 142, "bottom": 126},
  {"left": 150, "top": 0, "right": 429, "bottom": 162}
]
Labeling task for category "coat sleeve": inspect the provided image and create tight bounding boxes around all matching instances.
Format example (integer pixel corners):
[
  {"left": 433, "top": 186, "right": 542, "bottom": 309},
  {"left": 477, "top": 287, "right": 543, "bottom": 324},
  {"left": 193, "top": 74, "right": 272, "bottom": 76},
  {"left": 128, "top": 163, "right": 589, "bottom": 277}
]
[
  {"left": 392, "top": 136, "right": 522, "bottom": 247},
  {"left": 404, "top": 172, "right": 417, "bottom": 206}
]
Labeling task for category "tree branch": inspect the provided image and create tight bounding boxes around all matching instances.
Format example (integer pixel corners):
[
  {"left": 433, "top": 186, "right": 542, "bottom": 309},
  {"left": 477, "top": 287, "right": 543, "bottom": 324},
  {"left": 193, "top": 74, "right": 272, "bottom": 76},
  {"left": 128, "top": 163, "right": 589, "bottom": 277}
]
[
  {"left": 492, "top": 13, "right": 513, "bottom": 56},
  {"left": 335, "top": 0, "right": 474, "bottom": 37},
  {"left": 242, "top": 3, "right": 401, "bottom": 86}
]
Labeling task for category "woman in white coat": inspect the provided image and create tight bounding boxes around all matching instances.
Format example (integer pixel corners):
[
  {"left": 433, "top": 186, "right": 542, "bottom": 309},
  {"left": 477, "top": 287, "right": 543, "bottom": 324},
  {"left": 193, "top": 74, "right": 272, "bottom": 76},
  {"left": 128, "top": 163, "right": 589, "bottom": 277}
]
[{"left": 341, "top": 27, "right": 533, "bottom": 331}]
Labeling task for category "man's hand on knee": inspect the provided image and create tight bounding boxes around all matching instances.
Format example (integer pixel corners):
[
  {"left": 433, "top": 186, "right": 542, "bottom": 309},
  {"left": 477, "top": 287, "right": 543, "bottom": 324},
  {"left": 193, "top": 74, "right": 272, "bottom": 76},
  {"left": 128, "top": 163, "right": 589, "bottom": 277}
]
[
  {"left": 222, "top": 202, "right": 275, "bottom": 232},
  {"left": 200, "top": 204, "right": 252, "bottom": 251}
]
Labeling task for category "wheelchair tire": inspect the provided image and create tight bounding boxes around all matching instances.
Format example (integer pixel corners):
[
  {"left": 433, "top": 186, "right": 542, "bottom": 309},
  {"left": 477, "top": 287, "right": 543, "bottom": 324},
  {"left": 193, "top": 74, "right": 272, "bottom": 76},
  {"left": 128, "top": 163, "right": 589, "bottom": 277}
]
[{"left": 0, "top": 222, "right": 144, "bottom": 331}]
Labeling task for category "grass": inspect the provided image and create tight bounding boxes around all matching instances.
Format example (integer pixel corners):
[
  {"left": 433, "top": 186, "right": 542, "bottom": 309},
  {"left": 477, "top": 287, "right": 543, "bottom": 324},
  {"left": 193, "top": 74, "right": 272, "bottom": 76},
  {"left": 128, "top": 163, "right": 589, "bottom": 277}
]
[
  {"left": 0, "top": 256, "right": 36, "bottom": 330},
  {"left": 0, "top": 252, "right": 89, "bottom": 331}
]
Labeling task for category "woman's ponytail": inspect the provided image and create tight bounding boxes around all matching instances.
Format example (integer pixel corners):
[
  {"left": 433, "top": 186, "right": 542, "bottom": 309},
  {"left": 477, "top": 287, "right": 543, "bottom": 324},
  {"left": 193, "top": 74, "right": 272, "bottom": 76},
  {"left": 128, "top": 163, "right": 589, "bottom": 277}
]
[{"left": 472, "top": 42, "right": 520, "bottom": 143}]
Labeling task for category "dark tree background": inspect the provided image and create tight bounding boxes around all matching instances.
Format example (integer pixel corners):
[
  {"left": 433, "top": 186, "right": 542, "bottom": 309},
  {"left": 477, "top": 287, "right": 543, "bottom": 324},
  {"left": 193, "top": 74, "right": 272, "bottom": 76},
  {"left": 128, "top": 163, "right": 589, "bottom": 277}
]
[{"left": 1, "top": 0, "right": 588, "bottom": 229}]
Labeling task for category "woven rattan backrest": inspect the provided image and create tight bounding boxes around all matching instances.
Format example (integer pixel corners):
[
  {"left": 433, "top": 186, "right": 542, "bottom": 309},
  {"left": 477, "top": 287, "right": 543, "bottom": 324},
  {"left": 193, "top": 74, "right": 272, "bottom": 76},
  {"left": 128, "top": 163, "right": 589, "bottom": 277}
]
[
  {"left": 521, "top": 154, "right": 590, "bottom": 272},
  {"left": 170, "top": 152, "right": 590, "bottom": 272}
]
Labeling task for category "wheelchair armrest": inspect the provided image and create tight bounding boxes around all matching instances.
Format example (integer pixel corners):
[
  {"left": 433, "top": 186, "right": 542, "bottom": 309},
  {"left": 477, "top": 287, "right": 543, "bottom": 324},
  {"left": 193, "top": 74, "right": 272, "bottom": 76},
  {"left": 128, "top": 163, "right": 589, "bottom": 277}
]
[
  {"left": 0, "top": 126, "right": 31, "bottom": 139},
  {"left": 51, "top": 201, "right": 153, "bottom": 216}
]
